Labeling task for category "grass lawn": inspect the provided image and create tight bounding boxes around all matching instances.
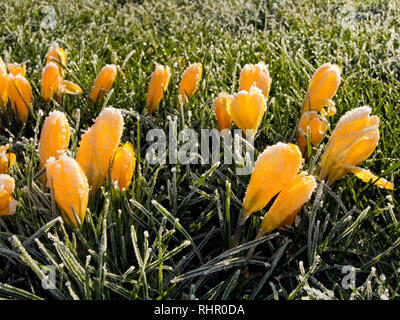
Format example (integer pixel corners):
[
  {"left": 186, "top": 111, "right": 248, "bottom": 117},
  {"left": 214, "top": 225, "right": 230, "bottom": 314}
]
[{"left": 0, "top": 0, "right": 399, "bottom": 300}]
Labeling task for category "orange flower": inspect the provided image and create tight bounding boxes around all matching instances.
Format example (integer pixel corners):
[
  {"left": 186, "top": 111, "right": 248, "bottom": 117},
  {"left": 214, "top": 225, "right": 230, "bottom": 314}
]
[
  {"left": 46, "top": 155, "right": 89, "bottom": 227},
  {"left": 260, "top": 173, "right": 316, "bottom": 234},
  {"left": 214, "top": 92, "right": 233, "bottom": 131},
  {"left": 226, "top": 87, "right": 266, "bottom": 136},
  {"left": 89, "top": 64, "right": 118, "bottom": 103},
  {"left": 7, "top": 63, "right": 26, "bottom": 76},
  {"left": 39, "top": 111, "right": 70, "bottom": 184},
  {"left": 0, "top": 174, "right": 18, "bottom": 216},
  {"left": 7, "top": 73, "right": 32, "bottom": 123},
  {"left": 319, "top": 106, "right": 393, "bottom": 189},
  {"left": 0, "top": 145, "right": 16, "bottom": 174},
  {"left": 41, "top": 62, "right": 62, "bottom": 102},
  {"left": 178, "top": 63, "right": 202, "bottom": 104},
  {"left": 46, "top": 47, "right": 67, "bottom": 76},
  {"left": 146, "top": 65, "right": 171, "bottom": 114},
  {"left": 239, "top": 62, "right": 272, "bottom": 99},
  {"left": 0, "top": 57, "right": 8, "bottom": 108},
  {"left": 109, "top": 142, "right": 135, "bottom": 193},
  {"left": 297, "top": 111, "right": 328, "bottom": 155},
  {"left": 302, "top": 63, "right": 341, "bottom": 116},
  {"left": 76, "top": 107, "right": 124, "bottom": 193}
]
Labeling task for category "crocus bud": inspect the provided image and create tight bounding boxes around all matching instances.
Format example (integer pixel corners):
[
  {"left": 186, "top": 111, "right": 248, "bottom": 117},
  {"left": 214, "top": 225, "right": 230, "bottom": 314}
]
[
  {"left": 39, "top": 111, "right": 70, "bottom": 182},
  {"left": 242, "top": 142, "right": 302, "bottom": 219},
  {"left": 297, "top": 111, "right": 328, "bottom": 155},
  {"left": 7, "top": 63, "right": 26, "bottom": 76},
  {"left": 0, "top": 145, "right": 16, "bottom": 174},
  {"left": 0, "top": 174, "right": 18, "bottom": 216},
  {"left": 46, "top": 47, "right": 67, "bottom": 76},
  {"left": 227, "top": 87, "right": 266, "bottom": 136},
  {"left": 41, "top": 62, "right": 62, "bottom": 102},
  {"left": 89, "top": 64, "right": 118, "bottom": 103},
  {"left": 178, "top": 63, "right": 202, "bottom": 105},
  {"left": 109, "top": 142, "right": 135, "bottom": 193},
  {"left": 239, "top": 62, "right": 272, "bottom": 99},
  {"left": 46, "top": 155, "right": 89, "bottom": 227},
  {"left": 214, "top": 92, "right": 233, "bottom": 131},
  {"left": 0, "top": 57, "right": 8, "bottom": 108},
  {"left": 76, "top": 107, "right": 124, "bottom": 193},
  {"left": 146, "top": 65, "right": 171, "bottom": 114},
  {"left": 302, "top": 63, "right": 341, "bottom": 116},
  {"left": 7, "top": 73, "right": 32, "bottom": 123},
  {"left": 319, "top": 106, "right": 393, "bottom": 189},
  {"left": 260, "top": 173, "right": 317, "bottom": 234}
]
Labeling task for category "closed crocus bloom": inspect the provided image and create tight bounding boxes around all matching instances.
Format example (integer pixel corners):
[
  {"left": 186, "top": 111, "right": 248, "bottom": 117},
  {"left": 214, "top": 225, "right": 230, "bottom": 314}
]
[
  {"left": 109, "top": 142, "right": 135, "bottom": 193},
  {"left": 7, "top": 73, "right": 32, "bottom": 123},
  {"left": 7, "top": 63, "right": 26, "bottom": 76},
  {"left": 0, "top": 145, "right": 16, "bottom": 174},
  {"left": 0, "top": 174, "right": 18, "bottom": 216},
  {"left": 46, "top": 155, "right": 89, "bottom": 227},
  {"left": 243, "top": 142, "right": 302, "bottom": 219},
  {"left": 297, "top": 111, "right": 328, "bottom": 155},
  {"left": 0, "top": 57, "right": 8, "bottom": 108},
  {"left": 41, "top": 62, "right": 62, "bottom": 102},
  {"left": 146, "top": 65, "right": 171, "bottom": 114},
  {"left": 76, "top": 107, "right": 124, "bottom": 193},
  {"left": 39, "top": 111, "right": 70, "bottom": 178},
  {"left": 227, "top": 87, "right": 266, "bottom": 136},
  {"left": 215, "top": 92, "right": 233, "bottom": 131},
  {"left": 239, "top": 62, "right": 272, "bottom": 99},
  {"left": 302, "top": 63, "right": 341, "bottom": 116},
  {"left": 319, "top": 106, "right": 393, "bottom": 189},
  {"left": 46, "top": 47, "right": 67, "bottom": 76},
  {"left": 178, "top": 63, "right": 202, "bottom": 104},
  {"left": 260, "top": 173, "right": 317, "bottom": 234},
  {"left": 89, "top": 64, "right": 118, "bottom": 104}
]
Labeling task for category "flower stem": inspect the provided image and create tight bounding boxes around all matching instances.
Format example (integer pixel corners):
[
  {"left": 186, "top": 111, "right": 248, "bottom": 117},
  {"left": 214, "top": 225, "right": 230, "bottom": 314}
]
[
  {"left": 231, "top": 215, "right": 246, "bottom": 248},
  {"left": 246, "top": 229, "right": 264, "bottom": 259}
]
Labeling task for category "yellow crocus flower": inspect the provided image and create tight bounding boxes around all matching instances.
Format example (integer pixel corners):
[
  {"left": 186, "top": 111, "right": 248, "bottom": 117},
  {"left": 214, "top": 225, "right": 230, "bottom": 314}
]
[
  {"left": 0, "top": 174, "right": 18, "bottom": 216},
  {"left": 109, "top": 142, "right": 135, "bottom": 193},
  {"left": 178, "top": 63, "right": 202, "bottom": 105},
  {"left": 89, "top": 64, "right": 118, "bottom": 104},
  {"left": 7, "top": 63, "right": 26, "bottom": 77},
  {"left": 297, "top": 111, "right": 328, "bottom": 156},
  {"left": 41, "top": 62, "right": 62, "bottom": 103},
  {"left": 0, "top": 145, "right": 16, "bottom": 174},
  {"left": 76, "top": 107, "right": 124, "bottom": 193},
  {"left": 46, "top": 46, "right": 67, "bottom": 76},
  {"left": 214, "top": 92, "right": 233, "bottom": 131},
  {"left": 46, "top": 155, "right": 89, "bottom": 227},
  {"left": 146, "top": 65, "right": 171, "bottom": 114},
  {"left": 302, "top": 63, "right": 341, "bottom": 116},
  {"left": 0, "top": 57, "right": 8, "bottom": 108},
  {"left": 239, "top": 62, "right": 272, "bottom": 99},
  {"left": 7, "top": 73, "right": 32, "bottom": 123},
  {"left": 319, "top": 106, "right": 393, "bottom": 189}
]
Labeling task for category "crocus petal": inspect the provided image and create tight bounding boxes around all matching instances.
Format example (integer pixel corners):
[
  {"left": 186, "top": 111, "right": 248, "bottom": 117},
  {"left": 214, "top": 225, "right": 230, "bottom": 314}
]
[
  {"left": 61, "top": 80, "right": 83, "bottom": 95},
  {"left": 297, "top": 111, "right": 328, "bottom": 155},
  {"left": 0, "top": 174, "right": 17, "bottom": 216},
  {"left": 89, "top": 64, "right": 118, "bottom": 103},
  {"left": 46, "top": 155, "right": 89, "bottom": 227},
  {"left": 214, "top": 92, "right": 233, "bottom": 131},
  {"left": 261, "top": 173, "right": 317, "bottom": 234},
  {"left": 7, "top": 63, "right": 26, "bottom": 77},
  {"left": 76, "top": 107, "right": 124, "bottom": 193},
  {"left": 346, "top": 166, "right": 394, "bottom": 190},
  {"left": 0, "top": 145, "right": 16, "bottom": 174},
  {"left": 239, "top": 62, "right": 272, "bottom": 99},
  {"left": 109, "top": 142, "right": 136, "bottom": 193},
  {"left": 242, "top": 142, "right": 302, "bottom": 218},
  {"left": 146, "top": 65, "right": 171, "bottom": 114},
  {"left": 0, "top": 57, "right": 8, "bottom": 108},
  {"left": 46, "top": 47, "right": 67, "bottom": 76},
  {"left": 178, "top": 63, "right": 202, "bottom": 104},
  {"left": 41, "top": 62, "right": 62, "bottom": 102},
  {"left": 7, "top": 73, "right": 32, "bottom": 123}
]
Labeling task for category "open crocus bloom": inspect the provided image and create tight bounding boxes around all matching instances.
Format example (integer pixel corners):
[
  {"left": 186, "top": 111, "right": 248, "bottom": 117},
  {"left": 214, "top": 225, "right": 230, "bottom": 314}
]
[
  {"left": 0, "top": 145, "right": 16, "bottom": 174},
  {"left": 109, "top": 142, "right": 135, "bottom": 193},
  {"left": 7, "top": 73, "right": 32, "bottom": 123},
  {"left": 319, "top": 106, "right": 394, "bottom": 189},
  {"left": 76, "top": 107, "right": 124, "bottom": 193},
  {"left": 0, "top": 174, "right": 18, "bottom": 216},
  {"left": 242, "top": 142, "right": 302, "bottom": 219},
  {"left": 302, "top": 63, "right": 341, "bottom": 116},
  {"left": 89, "top": 64, "right": 118, "bottom": 104},
  {"left": 146, "top": 65, "right": 171, "bottom": 114},
  {"left": 297, "top": 111, "right": 328, "bottom": 155},
  {"left": 261, "top": 172, "right": 317, "bottom": 234},
  {"left": 178, "top": 63, "right": 202, "bottom": 105},
  {"left": 226, "top": 86, "right": 266, "bottom": 136},
  {"left": 0, "top": 57, "right": 8, "bottom": 108},
  {"left": 239, "top": 62, "right": 272, "bottom": 99},
  {"left": 46, "top": 155, "right": 89, "bottom": 227},
  {"left": 214, "top": 92, "right": 233, "bottom": 131}
]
